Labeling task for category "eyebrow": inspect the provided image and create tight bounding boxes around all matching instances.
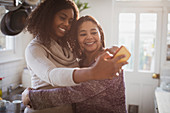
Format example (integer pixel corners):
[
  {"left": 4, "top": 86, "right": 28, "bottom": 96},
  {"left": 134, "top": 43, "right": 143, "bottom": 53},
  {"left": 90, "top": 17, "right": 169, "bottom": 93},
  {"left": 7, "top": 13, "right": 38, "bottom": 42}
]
[
  {"left": 60, "top": 13, "right": 73, "bottom": 20},
  {"left": 79, "top": 28, "right": 97, "bottom": 33},
  {"left": 79, "top": 30, "right": 86, "bottom": 33},
  {"left": 91, "top": 28, "right": 97, "bottom": 31}
]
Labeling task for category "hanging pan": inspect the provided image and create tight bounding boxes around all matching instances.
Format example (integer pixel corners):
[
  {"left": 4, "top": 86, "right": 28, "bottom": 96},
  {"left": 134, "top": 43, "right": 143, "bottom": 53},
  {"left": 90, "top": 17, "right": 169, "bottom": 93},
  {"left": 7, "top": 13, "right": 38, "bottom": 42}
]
[
  {"left": 1, "top": 8, "right": 29, "bottom": 36},
  {"left": 0, "top": 12, "right": 19, "bottom": 35}
]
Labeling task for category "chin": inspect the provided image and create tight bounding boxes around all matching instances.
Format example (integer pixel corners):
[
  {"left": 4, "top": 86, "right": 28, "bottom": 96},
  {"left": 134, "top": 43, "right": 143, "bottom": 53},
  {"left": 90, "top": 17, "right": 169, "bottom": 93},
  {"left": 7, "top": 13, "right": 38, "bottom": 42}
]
[
  {"left": 56, "top": 32, "right": 65, "bottom": 38},
  {"left": 86, "top": 49, "right": 98, "bottom": 53}
]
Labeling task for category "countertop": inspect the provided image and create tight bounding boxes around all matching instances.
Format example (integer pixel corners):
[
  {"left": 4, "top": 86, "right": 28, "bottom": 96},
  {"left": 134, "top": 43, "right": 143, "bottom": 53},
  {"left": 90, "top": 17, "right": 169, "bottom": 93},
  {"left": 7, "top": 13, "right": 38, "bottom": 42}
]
[
  {"left": 155, "top": 87, "right": 170, "bottom": 113},
  {"left": 1, "top": 87, "right": 26, "bottom": 113}
]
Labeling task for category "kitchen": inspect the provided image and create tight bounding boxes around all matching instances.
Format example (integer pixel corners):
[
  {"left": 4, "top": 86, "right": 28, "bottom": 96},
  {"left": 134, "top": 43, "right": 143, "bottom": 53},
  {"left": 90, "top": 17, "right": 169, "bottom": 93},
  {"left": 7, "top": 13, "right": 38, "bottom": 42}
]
[{"left": 0, "top": 0, "right": 170, "bottom": 113}]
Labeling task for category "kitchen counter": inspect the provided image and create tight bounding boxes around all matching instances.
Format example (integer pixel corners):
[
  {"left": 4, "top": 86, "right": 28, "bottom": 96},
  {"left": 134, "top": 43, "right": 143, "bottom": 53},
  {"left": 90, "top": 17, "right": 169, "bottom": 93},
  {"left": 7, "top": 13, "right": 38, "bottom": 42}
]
[
  {"left": 155, "top": 87, "right": 170, "bottom": 113},
  {"left": 1, "top": 87, "right": 26, "bottom": 113}
]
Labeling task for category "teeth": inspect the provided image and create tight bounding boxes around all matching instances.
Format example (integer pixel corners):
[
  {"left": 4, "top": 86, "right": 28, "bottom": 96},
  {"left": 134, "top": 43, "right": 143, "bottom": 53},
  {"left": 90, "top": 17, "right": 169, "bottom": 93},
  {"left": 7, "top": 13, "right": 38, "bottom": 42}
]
[
  {"left": 85, "top": 42, "right": 95, "bottom": 45},
  {"left": 59, "top": 28, "right": 65, "bottom": 32}
]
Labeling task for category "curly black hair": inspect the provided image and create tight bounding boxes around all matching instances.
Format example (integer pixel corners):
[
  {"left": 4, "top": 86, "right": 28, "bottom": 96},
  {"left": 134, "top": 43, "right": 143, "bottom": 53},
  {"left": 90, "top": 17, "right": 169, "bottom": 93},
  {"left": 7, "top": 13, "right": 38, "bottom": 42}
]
[
  {"left": 26, "top": 0, "right": 79, "bottom": 48},
  {"left": 68, "top": 15, "right": 105, "bottom": 60}
]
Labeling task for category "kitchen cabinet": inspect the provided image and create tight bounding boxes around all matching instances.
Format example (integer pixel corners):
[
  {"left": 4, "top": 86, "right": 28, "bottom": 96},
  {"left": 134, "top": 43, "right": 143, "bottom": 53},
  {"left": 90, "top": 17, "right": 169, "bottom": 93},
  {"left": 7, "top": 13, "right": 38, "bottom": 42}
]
[{"left": 155, "top": 87, "right": 170, "bottom": 113}]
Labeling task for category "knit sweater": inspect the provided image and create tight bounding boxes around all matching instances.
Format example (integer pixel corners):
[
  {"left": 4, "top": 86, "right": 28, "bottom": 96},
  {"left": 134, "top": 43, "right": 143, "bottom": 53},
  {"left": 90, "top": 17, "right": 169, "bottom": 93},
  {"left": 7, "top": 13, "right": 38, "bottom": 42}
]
[{"left": 29, "top": 71, "right": 127, "bottom": 113}]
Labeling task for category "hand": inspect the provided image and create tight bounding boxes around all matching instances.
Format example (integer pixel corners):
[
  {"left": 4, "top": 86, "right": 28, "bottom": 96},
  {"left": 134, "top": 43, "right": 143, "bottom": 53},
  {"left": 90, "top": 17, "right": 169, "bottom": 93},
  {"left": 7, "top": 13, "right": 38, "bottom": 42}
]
[
  {"left": 105, "top": 46, "right": 119, "bottom": 55},
  {"left": 22, "top": 87, "right": 32, "bottom": 107},
  {"left": 109, "top": 69, "right": 124, "bottom": 79},
  {"left": 91, "top": 51, "right": 128, "bottom": 80}
]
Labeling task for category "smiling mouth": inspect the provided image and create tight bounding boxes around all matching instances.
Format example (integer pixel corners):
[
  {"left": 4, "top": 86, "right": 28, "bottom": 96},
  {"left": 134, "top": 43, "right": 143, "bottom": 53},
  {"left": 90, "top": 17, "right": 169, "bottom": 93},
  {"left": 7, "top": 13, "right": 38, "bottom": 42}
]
[
  {"left": 85, "top": 42, "right": 96, "bottom": 45},
  {"left": 59, "top": 27, "right": 66, "bottom": 32}
]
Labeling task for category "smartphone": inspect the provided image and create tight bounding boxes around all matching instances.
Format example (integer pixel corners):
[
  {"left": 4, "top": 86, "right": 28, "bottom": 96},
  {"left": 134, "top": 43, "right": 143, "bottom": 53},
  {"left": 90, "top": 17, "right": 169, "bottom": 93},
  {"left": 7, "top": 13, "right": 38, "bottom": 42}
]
[{"left": 113, "top": 46, "right": 131, "bottom": 63}]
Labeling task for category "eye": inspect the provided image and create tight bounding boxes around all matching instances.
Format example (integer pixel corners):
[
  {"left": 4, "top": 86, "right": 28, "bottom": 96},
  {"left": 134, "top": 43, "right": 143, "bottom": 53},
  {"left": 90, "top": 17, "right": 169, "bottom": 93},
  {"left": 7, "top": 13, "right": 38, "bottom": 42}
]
[
  {"left": 79, "top": 33, "right": 87, "bottom": 36},
  {"left": 60, "top": 16, "right": 66, "bottom": 21},
  {"left": 91, "top": 32, "right": 97, "bottom": 35}
]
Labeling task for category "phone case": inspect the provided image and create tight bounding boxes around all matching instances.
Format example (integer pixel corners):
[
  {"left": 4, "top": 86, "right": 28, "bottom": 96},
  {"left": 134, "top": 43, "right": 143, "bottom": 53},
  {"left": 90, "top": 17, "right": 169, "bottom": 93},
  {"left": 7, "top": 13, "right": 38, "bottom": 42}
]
[{"left": 114, "top": 46, "right": 131, "bottom": 63}]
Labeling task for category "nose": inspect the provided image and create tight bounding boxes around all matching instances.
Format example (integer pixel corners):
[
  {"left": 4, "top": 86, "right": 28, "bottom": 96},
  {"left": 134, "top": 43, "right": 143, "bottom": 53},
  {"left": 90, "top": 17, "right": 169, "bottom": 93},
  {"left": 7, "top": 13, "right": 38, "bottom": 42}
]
[
  {"left": 63, "top": 20, "right": 70, "bottom": 27},
  {"left": 87, "top": 33, "right": 93, "bottom": 39}
]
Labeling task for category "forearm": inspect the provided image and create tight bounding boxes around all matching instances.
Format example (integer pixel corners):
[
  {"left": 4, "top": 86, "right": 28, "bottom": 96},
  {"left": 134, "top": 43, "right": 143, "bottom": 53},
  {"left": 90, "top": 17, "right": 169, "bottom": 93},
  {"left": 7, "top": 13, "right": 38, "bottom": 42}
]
[
  {"left": 29, "top": 88, "right": 71, "bottom": 110},
  {"left": 29, "top": 80, "right": 112, "bottom": 110},
  {"left": 73, "top": 67, "right": 94, "bottom": 84}
]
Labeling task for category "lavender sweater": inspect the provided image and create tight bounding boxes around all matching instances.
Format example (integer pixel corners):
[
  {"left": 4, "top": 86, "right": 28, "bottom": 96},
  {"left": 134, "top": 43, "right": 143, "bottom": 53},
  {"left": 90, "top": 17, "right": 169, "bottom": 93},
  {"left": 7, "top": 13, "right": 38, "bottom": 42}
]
[{"left": 29, "top": 71, "right": 127, "bottom": 113}]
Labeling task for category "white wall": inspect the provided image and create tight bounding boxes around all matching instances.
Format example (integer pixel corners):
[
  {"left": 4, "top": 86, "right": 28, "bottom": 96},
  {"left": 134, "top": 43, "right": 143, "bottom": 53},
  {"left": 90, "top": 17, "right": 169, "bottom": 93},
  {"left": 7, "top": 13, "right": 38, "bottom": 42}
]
[
  {"left": 80, "top": 0, "right": 114, "bottom": 48},
  {"left": 0, "top": 31, "right": 32, "bottom": 92}
]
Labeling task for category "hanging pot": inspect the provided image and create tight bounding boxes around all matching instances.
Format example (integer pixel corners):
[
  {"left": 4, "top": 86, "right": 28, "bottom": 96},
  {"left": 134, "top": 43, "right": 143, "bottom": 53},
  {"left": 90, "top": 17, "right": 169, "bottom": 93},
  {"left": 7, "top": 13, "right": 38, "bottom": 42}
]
[
  {"left": 0, "top": 13, "right": 20, "bottom": 36},
  {"left": 0, "top": 8, "right": 29, "bottom": 36},
  {"left": 6, "top": 9, "right": 29, "bottom": 33}
]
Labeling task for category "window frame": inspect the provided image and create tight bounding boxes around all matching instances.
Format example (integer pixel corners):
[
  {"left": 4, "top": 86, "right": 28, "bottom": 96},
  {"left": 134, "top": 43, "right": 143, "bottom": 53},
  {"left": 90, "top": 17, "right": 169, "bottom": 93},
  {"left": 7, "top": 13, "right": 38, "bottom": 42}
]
[
  {"left": 0, "top": 35, "right": 23, "bottom": 64},
  {"left": 161, "top": 7, "right": 170, "bottom": 66}
]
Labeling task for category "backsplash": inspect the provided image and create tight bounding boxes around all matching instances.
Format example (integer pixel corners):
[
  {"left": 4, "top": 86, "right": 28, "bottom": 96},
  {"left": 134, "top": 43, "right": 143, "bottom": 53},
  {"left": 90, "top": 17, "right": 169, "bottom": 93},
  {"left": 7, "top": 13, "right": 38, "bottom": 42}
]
[{"left": 0, "top": 59, "right": 26, "bottom": 93}]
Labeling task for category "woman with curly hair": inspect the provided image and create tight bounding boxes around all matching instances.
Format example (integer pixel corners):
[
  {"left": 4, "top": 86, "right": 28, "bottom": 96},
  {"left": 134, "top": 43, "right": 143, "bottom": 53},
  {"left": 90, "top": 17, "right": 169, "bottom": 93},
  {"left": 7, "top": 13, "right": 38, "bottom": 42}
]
[{"left": 23, "top": 15, "right": 127, "bottom": 113}]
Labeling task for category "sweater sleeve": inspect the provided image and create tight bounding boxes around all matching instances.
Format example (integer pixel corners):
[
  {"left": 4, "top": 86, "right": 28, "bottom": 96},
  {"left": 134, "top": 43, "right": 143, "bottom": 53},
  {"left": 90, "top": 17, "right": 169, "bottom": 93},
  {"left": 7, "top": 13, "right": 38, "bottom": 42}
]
[
  {"left": 25, "top": 44, "right": 78, "bottom": 87},
  {"left": 29, "top": 79, "right": 113, "bottom": 110}
]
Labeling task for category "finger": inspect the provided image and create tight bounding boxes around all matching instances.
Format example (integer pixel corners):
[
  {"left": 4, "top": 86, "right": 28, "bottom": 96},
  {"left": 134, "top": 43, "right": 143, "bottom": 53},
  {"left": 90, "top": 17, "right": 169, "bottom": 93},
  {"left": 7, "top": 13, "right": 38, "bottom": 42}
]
[
  {"left": 120, "top": 61, "right": 128, "bottom": 67},
  {"left": 99, "top": 51, "right": 112, "bottom": 60},
  {"left": 116, "top": 62, "right": 128, "bottom": 69},
  {"left": 112, "top": 55, "right": 126, "bottom": 62},
  {"left": 109, "top": 46, "right": 119, "bottom": 54}
]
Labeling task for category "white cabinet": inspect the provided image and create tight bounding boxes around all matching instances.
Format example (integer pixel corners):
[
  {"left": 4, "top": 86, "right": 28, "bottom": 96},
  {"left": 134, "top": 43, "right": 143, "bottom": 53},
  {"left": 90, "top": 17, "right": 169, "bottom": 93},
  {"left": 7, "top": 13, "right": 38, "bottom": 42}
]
[{"left": 155, "top": 87, "right": 170, "bottom": 113}]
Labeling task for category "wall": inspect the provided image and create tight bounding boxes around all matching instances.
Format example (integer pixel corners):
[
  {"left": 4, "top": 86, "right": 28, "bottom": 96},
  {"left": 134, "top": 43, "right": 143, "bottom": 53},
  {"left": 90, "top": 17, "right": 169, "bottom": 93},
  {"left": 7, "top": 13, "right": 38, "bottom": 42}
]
[{"left": 0, "top": 31, "right": 32, "bottom": 93}]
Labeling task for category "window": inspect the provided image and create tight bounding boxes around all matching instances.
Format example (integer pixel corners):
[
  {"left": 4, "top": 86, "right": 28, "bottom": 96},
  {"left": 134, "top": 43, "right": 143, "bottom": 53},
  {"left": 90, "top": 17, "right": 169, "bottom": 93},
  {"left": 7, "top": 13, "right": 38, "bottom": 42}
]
[{"left": 115, "top": 8, "right": 162, "bottom": 72}]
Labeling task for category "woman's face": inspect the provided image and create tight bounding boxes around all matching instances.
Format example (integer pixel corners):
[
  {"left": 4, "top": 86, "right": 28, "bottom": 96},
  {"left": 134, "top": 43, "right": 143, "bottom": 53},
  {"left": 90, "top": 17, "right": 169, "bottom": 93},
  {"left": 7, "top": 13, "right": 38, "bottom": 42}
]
[
  {"left": 53, "top": 8, "right": 74, "bottom": 38},
  {"left": 78, "top": 21, "right": 102, "bottom": 53}
]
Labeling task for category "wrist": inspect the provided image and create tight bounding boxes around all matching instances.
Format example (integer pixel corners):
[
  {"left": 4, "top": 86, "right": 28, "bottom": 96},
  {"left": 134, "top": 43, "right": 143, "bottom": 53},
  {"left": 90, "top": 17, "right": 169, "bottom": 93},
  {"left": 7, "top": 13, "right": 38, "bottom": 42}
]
[
  {"left": 73, "top": 67, "right": 95, "bottom": 83},
  {"left": 87, "top": 67, "right": 95, "bottom": 80}
]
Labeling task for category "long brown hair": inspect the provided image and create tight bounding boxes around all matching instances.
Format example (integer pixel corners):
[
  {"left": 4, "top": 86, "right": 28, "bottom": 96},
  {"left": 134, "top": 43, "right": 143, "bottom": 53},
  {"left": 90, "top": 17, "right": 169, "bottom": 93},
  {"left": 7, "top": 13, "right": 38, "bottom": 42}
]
[
  {"left": 69, "top": 15, "right": 105, "bottom": 59},
  {"left": 26, "top": 0, "right": 79, "bottom": 48}
]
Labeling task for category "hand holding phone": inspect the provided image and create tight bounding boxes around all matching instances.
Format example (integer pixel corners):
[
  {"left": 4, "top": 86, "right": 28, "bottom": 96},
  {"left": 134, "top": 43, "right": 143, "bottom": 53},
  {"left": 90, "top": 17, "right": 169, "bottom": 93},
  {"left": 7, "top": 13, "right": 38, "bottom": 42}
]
[{"left": 113, "top": 46, "right": 131, "bottom": 63}]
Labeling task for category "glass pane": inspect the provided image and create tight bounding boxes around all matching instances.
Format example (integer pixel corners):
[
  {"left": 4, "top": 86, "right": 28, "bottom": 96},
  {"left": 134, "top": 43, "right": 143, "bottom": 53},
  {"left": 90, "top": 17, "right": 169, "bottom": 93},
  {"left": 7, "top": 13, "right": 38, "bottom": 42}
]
[
  {"left": 167, "top": 14, "right": 170, "bottom": 61},
  {"left": 119, "top": 13, "right": 136, "bottom": 70},
  {"left": 139, "top": 13, "right": 157, "bottom": 72},
  {"left": 0, "top": 7, "right": 14, "bottom": 51}
]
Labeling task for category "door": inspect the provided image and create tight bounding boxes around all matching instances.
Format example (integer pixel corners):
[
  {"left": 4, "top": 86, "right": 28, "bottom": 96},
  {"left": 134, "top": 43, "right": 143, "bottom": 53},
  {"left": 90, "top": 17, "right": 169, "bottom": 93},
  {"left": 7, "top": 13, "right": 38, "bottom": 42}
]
[{"left": 113, "top": 8, "right": 162, "bottom": 113}]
